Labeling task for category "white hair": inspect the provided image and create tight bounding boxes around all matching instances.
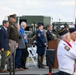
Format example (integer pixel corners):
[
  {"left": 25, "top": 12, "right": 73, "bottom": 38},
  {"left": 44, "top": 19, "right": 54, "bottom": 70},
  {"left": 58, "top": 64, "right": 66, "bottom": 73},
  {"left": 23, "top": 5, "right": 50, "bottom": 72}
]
[{"left": 21, "top": 21, "right": 27, "bottom": 27}]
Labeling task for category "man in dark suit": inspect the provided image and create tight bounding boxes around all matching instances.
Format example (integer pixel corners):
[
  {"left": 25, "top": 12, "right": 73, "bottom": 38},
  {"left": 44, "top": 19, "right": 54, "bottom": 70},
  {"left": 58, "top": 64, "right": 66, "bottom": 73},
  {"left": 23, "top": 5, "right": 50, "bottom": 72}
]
[
  {"left": 36, "top": 22, "right": 47, "bottom": 68},
  {"left": 0, "top": 20, "right": 9, "bottom": 72},
  {"left": 46, "top": 25, "right": 55, "bottom": 41}
]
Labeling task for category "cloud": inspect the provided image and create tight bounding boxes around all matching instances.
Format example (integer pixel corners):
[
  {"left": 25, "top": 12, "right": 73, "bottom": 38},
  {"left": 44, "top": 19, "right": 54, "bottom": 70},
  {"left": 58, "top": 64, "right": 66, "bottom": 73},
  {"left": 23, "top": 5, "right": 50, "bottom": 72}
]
[
  {"left": 0, "top": 0, "right": 75, "bottom": 24},
  {"left": 0, "top": 5, "right": 17, "bottom": 24},
  {"left": 59, "top": 0, "right": 75, "bottom": 7}
]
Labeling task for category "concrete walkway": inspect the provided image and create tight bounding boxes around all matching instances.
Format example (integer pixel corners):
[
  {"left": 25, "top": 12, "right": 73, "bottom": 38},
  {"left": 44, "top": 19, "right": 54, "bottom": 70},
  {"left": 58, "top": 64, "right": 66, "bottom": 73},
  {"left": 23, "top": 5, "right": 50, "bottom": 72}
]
[{"left": 0, "top": 66, "right": 58, "bottom": 75}]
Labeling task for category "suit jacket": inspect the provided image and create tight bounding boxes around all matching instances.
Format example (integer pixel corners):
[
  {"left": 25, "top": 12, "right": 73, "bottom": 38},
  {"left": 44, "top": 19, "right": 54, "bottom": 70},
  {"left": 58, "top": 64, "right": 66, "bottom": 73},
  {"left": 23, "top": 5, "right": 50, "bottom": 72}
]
[
  {"left": 0, "top": 27, "right": 9, "bottom": 50},
  {"left": 36, "top": 29, "right": 46, "bottom": 47},
  {"left": 17, "top": 31, "right": 26, "bottom": 49},
  {"left": 46, "top": 30, "right": 54, "bottom": 41}
]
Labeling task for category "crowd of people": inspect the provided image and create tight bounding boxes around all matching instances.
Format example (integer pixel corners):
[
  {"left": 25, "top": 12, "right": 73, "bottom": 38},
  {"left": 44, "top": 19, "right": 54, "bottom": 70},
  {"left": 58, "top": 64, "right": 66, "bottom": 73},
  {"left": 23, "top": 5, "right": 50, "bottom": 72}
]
[
  {"left": 0, "top": 13, "right": 56, "bottom": 73},
  {"left": 0, "top": 13, "right": 76, "bottom": 75},
  {"left": 0, "top": 14, "right": 29, "bottom": 72}
]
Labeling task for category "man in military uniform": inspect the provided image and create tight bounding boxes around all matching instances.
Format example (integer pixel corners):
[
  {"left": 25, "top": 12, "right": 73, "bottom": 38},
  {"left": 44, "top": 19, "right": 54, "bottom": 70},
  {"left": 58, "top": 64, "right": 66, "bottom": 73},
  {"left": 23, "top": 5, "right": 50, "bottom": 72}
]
[
  {"left": 57, "top": 27, "right": 76, "bottom": 75},
  {"left": 7, "top": 14, "right": 19, "bottom": 70},
  {"left": 8, "top": 14, "right": 19, "bottom": 53},
  {"left": 36, "top": 22, "right": 47, "bottom": 68}
]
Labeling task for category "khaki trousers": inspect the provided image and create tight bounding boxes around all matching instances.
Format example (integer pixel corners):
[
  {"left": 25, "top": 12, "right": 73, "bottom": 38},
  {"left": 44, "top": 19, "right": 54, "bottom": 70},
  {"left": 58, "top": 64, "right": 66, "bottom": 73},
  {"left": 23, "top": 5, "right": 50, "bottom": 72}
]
[
  {"left": 9, "top": 39, "right": 16, "bottom": 54},
  {"left": 8, "top": 39, "right": 16, "bottom": 69}
]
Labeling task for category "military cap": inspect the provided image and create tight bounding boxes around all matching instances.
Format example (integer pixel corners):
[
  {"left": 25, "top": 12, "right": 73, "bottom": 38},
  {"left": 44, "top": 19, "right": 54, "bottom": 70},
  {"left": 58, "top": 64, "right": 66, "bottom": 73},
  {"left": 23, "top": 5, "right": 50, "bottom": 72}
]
[
  {"left": 69, "top": 28, "right": 76, "bottom": 33},
  {"left": 38, "top": 22, "right": 44, "bottom": 26},
  {"left": 9, "top": 14, "right": 16, "bottom": 18},
  {"left": 58, "top": 27, "right": 69, "bottom": 36}
]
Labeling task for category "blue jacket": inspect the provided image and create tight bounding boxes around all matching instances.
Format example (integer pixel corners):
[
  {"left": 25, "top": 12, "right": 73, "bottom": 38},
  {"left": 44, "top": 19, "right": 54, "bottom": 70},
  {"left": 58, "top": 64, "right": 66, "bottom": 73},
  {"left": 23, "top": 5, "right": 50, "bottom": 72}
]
[
  {"left": 20, "top": 27, "right": 27, "bottom": 43},
  {"left": 36, "top": 29, "right": 46, "bottom": 47},
  {"left": 0, "top": 27, "right": 9, "bottom": 50}
]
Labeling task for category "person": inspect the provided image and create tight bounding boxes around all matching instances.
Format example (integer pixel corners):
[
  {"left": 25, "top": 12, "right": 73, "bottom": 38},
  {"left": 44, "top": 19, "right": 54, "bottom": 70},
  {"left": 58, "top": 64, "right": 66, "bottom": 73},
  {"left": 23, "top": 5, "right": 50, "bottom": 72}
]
[
  {"left": 20, "top": 21, "right": 28, "bottom": 69},
  {"left": 69, "top": 28, "right": 76, "bottom": 73},
  {"left": 69, "top": 28, "right": 76, "bottom": 43},
  {"left": 46, "top": 25, "right": 55, "bottom": 41},
  {"left": 8, "top": 14, "right": 19, "bottom": 53},
  {"left": 57, "top": 27, "right": 76, "bottom": 75},
  {"left": 15, "top": 24, "right": 26, "bottom": 70},
  {"left": 7, "top": 14, "right": 19, "bottom": 70},
  {"left": 36, "top": 22, "right": 47, "bottom": 68},
  {"left": 0, "top": 20, "right": 9, "bottom": 72}
]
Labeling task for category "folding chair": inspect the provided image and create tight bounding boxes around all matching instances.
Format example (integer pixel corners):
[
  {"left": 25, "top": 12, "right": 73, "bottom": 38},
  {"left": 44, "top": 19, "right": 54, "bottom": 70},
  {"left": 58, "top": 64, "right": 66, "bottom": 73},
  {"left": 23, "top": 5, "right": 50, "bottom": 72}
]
[{"left": 27, "top": 45, "right": 37, "bottom": 66}]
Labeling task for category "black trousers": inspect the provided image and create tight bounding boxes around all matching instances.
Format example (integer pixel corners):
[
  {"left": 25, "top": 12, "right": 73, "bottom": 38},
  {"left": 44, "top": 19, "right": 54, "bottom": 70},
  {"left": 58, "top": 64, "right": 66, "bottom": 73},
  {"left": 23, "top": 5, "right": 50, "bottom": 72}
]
[
  {"left": 21, "top": 43, "right": 28, "bottom": 68},
  {"left": 58, "top": 71, "right": 71, "bottom": 75}
]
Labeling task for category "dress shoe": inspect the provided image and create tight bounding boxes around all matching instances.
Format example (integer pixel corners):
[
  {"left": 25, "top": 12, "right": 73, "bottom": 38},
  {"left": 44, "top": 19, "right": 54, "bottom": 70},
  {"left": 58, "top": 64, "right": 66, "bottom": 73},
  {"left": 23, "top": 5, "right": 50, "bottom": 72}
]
[
  {"left": 0, "top": 70, "right": 8, "bottom": 73},
  {"left": 37, "top": 65, "right": 41, "bottom": 68},
  {"left": 7, "top": 68, "right": 14, "bottom": 72},
  {"left": 38, "top": 65, "right": 45, "bottom": 68},
  {"left": 40, "top": 66, "right": 45, "bottom": 68},
  {"left": 19, "top": 68, "right": 24, "bottom": 70},
  {"left": 23, "top": 67, "right": 28, "bottom": 69},
  {"left": 15, "top": 68, "right": 20, "bottom": 71}
]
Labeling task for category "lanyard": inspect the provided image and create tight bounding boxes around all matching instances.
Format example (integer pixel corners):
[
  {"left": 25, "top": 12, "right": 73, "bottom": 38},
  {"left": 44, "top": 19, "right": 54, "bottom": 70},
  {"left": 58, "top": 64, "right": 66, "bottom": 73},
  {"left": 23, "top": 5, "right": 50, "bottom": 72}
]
[{"left": 64, "top": 40, "right": 72, "bottom": 48}]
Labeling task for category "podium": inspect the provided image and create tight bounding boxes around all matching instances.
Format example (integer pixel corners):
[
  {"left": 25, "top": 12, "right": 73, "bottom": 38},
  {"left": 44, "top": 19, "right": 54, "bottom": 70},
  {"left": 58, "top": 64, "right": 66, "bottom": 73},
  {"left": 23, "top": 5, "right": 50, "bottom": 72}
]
[{"left": 48, "top": 39, "right": 59, "bottom": 68}]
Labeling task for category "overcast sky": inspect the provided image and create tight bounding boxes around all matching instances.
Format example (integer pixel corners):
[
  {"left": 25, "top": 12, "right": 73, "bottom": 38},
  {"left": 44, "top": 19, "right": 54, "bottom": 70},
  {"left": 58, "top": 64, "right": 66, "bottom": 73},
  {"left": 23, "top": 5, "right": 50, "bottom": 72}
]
[{"left": 0, "top": 0, "right": 76, "bottom": 24}]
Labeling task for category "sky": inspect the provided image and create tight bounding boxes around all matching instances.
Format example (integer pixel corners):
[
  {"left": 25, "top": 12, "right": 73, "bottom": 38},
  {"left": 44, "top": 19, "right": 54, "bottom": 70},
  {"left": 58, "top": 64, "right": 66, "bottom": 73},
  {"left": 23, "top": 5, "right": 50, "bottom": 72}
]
[{"left": 0, "top": 0, "right": 76, "bottom": 24}]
